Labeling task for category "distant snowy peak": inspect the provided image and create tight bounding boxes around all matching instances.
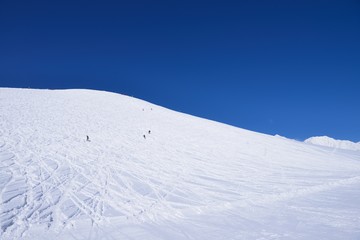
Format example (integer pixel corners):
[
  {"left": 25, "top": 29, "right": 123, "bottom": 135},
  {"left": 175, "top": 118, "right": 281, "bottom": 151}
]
[{"left": 305, "top": 136, "right": 360, "bottom": 151}]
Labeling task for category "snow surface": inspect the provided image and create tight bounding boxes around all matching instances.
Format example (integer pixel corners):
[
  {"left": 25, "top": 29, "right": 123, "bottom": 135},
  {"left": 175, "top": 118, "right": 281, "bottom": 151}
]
[
  {"left": 305, "top": 136, "right": 360, "bottom": 152},
  {"left": 1, "top": 88, "right": 360, "bottom": 240}
]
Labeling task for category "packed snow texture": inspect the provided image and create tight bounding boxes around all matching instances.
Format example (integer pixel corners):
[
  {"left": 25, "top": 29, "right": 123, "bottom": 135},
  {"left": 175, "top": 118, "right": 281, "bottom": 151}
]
[
  {"left": 305, "top": 136, "right": 360, "bottom": 152},
  {"left": 1, "top": 88, "right": 360, "bottom": 240}
]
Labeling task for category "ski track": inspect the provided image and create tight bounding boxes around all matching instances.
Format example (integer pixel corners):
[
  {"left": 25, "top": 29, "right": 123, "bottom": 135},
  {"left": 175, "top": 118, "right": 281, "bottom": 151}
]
[{"left": 1, "top": 88, "right": 360, "bottom": 239}]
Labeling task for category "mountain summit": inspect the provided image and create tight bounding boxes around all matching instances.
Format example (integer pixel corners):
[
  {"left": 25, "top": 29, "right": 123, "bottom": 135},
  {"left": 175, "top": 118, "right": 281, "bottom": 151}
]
[
  {"left": 1, "top": 88, "right": 360, "bottom": 240},
  {"left": 305, "top": 136, "right": 360, "bottom": 151}
]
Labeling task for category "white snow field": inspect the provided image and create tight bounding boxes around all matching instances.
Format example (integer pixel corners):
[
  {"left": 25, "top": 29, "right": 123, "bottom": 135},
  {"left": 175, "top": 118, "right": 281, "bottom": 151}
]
[
  {"left": 1, "top": 88, "right": 360, "bottom": 240},
  {"left": 305, "top": 136, "right": 360, "bottom": 152}
]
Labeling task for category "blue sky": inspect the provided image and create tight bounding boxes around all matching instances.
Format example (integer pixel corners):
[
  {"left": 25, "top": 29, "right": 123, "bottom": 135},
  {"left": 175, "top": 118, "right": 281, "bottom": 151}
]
[{"left": 1, "top": 0, "right": 359, "bottom": 141}]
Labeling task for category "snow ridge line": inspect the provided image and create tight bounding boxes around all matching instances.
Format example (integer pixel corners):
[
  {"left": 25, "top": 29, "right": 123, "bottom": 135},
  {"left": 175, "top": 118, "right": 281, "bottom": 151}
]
[
  {"left": 193, "top": 175, "right": 360, "bottom": 214},
  {"left": 250, "top": 175, "right": 360, "bottom": 206}
]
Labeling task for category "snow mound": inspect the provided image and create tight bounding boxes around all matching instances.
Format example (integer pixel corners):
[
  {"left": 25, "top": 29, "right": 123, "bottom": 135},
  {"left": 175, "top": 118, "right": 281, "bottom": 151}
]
[
  {"left": 1, "top": 88, "right": 360, "bottom": 240},
  {"left": 305, "top": 136, "right": 360, "bottom": 151}
]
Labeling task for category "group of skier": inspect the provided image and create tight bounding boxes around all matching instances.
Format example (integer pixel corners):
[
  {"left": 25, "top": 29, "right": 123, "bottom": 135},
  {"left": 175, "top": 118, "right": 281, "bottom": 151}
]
[{"left": 86, "top": 107, "right": 154, "bottom": 142}]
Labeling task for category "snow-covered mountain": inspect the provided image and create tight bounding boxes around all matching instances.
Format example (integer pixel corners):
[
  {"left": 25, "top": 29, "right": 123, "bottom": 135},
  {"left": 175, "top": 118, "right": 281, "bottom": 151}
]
[
  {"left": 1, "top": 88, "right": 360, "bottom": 240},
  {"left": 305, "top": 136, "right": 360, "bottom": 152}
]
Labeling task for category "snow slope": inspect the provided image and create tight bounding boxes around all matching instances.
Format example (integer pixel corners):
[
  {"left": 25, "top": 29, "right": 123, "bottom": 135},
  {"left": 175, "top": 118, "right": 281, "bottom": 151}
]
[
  {"left": 1, "top": 88, "right": 360, "bottom": 240},
  {"left": 305, "top": 136, "right": 360, "bottom": 152}
]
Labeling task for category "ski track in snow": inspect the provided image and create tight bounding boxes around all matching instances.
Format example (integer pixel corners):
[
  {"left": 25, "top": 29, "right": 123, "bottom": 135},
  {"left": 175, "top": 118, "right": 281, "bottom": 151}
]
[{"left": 1, "top": 88, "right": 360, "bottom": 240}]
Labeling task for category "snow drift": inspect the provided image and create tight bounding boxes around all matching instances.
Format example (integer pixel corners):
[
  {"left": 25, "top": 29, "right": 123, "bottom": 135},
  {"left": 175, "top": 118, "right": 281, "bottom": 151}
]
[
  {"left": 1, "top": 88, "right": 360, "bottom": 240},
  {"left": 305, "top": 136, "right": 360, "bottom": 152}
]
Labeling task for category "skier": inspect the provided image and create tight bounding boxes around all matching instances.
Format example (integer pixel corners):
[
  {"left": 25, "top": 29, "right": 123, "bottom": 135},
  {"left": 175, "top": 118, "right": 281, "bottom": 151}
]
[
  {"left": 148, "top": 130, "right": 151, "bottom": 134},
  {"left": 86, "top": 135, "right": 90, "bottom": 142}
]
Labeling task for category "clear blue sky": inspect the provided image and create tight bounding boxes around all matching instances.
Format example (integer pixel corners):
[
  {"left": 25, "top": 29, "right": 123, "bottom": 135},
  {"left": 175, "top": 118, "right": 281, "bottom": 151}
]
[{"left": 1, "top": 0, "right": 359, "bottom": 141}]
